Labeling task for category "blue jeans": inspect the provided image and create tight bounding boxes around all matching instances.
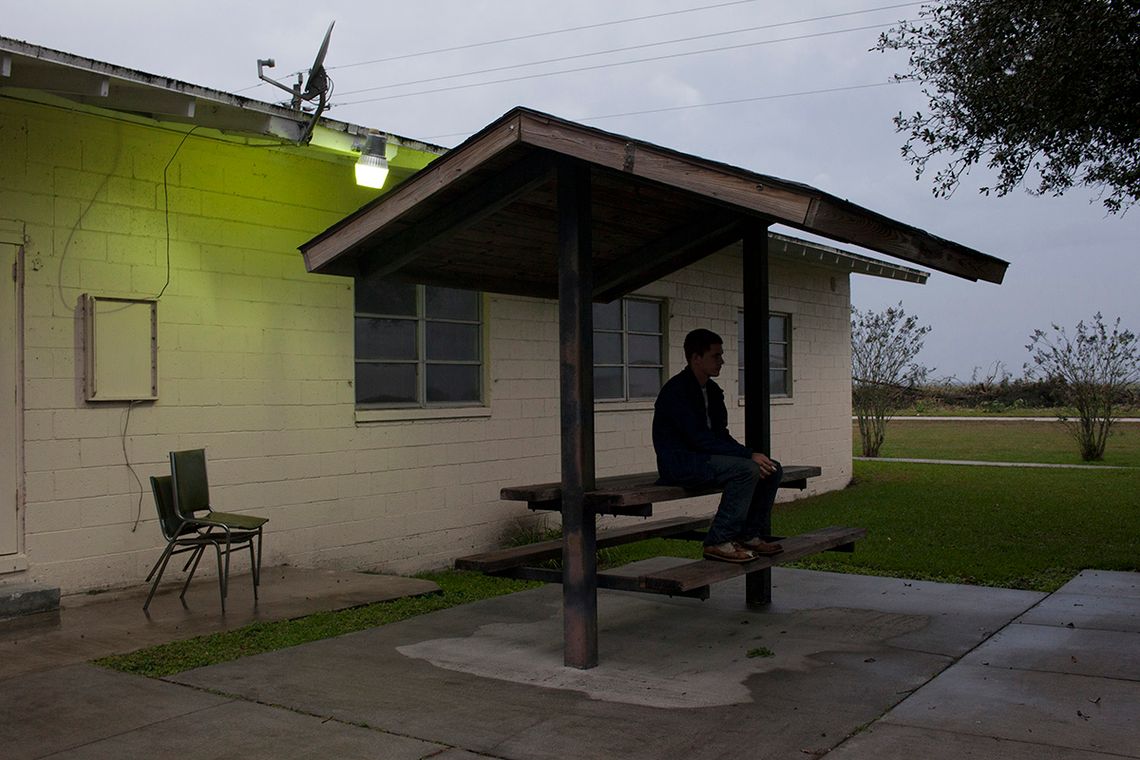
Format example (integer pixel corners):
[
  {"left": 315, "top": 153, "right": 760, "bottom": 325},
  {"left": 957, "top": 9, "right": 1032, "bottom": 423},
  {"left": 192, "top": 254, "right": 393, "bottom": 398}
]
[{"left": 703, "top": 456, "right": 783, "bottom": 546}]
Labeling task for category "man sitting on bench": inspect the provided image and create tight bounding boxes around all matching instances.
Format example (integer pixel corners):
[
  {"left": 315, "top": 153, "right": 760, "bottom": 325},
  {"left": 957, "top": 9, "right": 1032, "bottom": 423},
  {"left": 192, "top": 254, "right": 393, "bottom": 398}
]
[{"left": 652, "top": 328, "right": 784, "bottom": 563}]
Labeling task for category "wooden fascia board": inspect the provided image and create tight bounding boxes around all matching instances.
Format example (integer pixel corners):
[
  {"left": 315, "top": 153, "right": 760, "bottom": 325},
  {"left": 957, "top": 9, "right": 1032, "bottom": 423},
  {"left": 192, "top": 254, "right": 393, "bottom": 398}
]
[
  {"left": 360, "top": 153, "right": 557, "bottom": 280},
  {"left": 517, "top": 111, "right": 1006, "bottom": 285},
  {"left": 593, "top": 213, "right": 746, "bottom": 302},
  {"left": 801, "top": 198, "right": 1008, "bottom": 284},
  {"left": 302, "top": 115, "right": 524, "bottom": 273},
  {"left": 517, "top": 112, "right": 813, "bottom": 224}
]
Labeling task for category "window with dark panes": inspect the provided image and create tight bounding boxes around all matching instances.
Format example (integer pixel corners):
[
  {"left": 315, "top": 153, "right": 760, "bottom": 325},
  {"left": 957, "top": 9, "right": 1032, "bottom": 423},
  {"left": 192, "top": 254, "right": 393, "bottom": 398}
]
[
  {"left": 593, "top": 297, "right": 665, "bottom": 400},
  {"left": 354, "top": 280, "right": 482, "bottom": 407},
  {"left": 737, "top": 311, "right": 791, "bottom": 398}
]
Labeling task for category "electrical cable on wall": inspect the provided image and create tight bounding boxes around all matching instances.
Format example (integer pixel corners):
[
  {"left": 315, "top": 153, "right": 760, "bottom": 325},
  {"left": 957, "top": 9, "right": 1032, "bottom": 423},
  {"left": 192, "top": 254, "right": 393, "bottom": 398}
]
[
  {"left": 54, "top": 133, "right": 122, "bottom": 314},
  {"left": 124, "top": 400, "right": 145, "bottom": 532},
  {"left": 157, "top": 125, "right": 201, "bottom": 300}
]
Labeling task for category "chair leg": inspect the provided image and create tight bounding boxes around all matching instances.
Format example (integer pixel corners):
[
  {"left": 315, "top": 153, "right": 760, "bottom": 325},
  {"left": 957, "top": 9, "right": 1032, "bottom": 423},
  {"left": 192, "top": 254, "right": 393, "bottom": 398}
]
[
  {"left": 213, "top": 543, "right": 226, "bottom": 614},
  {"left": 246, "top": 541, "right": 259, "bottom": 602},
  {"left": 144, "top": 542, "right": 174, "bottom": 584},
  {"left": 255, "top": 527, "right": 263, "bottom": 588},
  {"left": 180, "top": 545, "right": 207, "bottom": 601},
  {"left": 143, "top": 543, "right": 177, "bottom": 611}
]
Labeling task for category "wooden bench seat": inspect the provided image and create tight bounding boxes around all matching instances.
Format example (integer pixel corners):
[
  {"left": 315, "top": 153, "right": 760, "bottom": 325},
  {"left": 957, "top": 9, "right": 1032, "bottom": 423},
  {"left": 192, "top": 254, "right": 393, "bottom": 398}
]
[
  {"left": 455, "top": 518, "right": 865, "bottom": 600},
  {"left": 636, "top": 525, "right": 865, "bottom": 595},
  {"left": 456, "top": 515, "right": 713, "bottom": 574},
  {"left": 502, "top": 464, "right": 822, "bottom": 517}
]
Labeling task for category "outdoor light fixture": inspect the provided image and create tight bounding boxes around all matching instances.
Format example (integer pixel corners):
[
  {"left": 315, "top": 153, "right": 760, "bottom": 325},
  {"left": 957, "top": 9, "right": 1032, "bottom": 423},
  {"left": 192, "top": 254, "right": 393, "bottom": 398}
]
[{"left": 355, "top": 134, "right": 389, "bottom": 189}]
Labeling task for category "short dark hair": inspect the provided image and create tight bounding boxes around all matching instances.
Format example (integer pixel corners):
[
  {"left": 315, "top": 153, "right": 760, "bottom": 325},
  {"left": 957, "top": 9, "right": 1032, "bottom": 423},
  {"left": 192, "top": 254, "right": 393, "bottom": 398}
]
[{"left": 684, "top": 328, "right": 723, "bottom": 363}]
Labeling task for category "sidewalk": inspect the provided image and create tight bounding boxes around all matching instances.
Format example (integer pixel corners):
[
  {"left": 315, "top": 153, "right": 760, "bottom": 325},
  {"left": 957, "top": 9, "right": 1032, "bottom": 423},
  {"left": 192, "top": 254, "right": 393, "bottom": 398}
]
[
  {"left": 0, "top": 566, "right": 439, "bottom": 681},
  {"left": 1, "top": 565, "right": 1136, "bottom": 759}
]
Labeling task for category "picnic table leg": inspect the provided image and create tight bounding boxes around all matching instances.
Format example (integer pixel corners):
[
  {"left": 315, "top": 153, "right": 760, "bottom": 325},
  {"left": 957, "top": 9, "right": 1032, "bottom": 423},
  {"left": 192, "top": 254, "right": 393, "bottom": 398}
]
[
  {"left": 746, "top": 568, "right": 772, "bottom": 608},
  {"left": 742, "top": 220, "right": 773, "bottom": 610}
]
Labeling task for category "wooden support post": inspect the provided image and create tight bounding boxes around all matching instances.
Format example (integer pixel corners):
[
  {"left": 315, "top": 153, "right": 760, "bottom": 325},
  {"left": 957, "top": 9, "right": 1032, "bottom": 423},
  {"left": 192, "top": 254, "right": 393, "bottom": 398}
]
[
  {"left": 742, "top": 219, "right": 773, "bottom": 608},
  {"left": 557, "top": 158, "right": 598, "bottom": 668}
]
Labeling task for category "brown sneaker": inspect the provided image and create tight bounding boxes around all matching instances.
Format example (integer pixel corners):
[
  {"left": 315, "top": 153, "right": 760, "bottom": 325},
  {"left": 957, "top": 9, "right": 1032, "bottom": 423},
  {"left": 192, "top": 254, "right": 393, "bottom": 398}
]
[
  {"left": 735, "top": 538, "right": 783, "bottom": 556},
  {"left": 703, "top": 542, "right": 756, "bottom": 563}
]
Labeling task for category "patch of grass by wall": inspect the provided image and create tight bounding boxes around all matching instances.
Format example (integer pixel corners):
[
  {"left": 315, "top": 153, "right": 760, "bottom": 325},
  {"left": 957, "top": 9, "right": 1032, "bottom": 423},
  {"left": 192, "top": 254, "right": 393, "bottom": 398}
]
[{"left": 95, "top": 571, "right": 538, "bottom": 678}]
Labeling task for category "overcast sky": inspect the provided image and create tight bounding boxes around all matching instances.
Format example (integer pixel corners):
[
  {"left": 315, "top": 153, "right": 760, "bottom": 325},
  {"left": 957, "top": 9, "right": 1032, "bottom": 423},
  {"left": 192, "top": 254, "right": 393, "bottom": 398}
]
[{"left": 6, "top": 0, "right": 1138, "bottom": 380}]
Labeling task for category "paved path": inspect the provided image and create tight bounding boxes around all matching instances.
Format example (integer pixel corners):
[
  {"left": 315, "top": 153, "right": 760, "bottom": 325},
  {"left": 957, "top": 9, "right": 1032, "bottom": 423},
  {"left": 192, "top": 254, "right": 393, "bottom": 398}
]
[{"left": 2, "top": 566, "right": 1137, "bottom": 759}]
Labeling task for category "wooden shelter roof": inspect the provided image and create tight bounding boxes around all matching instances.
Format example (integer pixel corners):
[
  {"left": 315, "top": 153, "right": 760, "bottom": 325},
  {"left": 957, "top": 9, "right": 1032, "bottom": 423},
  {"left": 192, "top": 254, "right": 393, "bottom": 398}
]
[{"left": 300, "top": 107, "right": 1007, "bottom": 298}]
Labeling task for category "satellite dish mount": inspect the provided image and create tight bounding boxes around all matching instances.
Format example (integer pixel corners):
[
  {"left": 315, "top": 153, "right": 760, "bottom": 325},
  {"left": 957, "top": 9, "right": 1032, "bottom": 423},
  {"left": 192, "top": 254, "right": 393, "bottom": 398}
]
[{"left": 256, "top": 21, "right": 334, "bottom": 143}]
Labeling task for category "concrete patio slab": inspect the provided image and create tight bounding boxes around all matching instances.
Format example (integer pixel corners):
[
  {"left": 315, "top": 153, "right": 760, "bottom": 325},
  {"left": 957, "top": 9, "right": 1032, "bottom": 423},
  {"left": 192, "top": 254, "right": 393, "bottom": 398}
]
[
  {"left": 1060, "top": 569, "right": 1140, "bottom": 598},
  {"left": 826, "top": 572, "right": 1140, "bottom": 759},
  {"left": 875, "top": 663, "right": 1140, "bottom": 757},
  {"left": 825, "top": 723, "right": 1126, "bottom": 759},
  {"left": 0, "top": 664, "right": 230, "bottom": 760},
  {"left": 959, "top": 622, "right": 1140, "bottom": 680},
  {"left": 5, "top": 567, "right": 1136, "bottom": 760},
  {"left": 169, "top": 568, "right": 1044, "bottom": 760},
  {"left": 46, "top": 697, "right": 451, "bottom": 760},
  {"left": 1019, "top": 591, "right": 1140, "bottom": 633}
]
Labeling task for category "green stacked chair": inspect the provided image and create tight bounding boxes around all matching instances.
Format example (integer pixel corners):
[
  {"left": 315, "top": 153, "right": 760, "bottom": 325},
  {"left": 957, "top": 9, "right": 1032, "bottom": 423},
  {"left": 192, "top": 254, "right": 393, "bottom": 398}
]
[{"left": 142, "top": 449, "right": 267, "bottom": 612}]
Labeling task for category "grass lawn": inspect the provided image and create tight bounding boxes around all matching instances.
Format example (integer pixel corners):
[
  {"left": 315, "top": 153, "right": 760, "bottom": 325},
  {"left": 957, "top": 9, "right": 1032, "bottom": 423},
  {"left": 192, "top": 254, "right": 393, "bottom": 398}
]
[
  {"left": 854, "top": 419, "right": 1140, "bottom": 467},
  {"left": 776, "top": 460, "right": 1140, "bottom": 590}
]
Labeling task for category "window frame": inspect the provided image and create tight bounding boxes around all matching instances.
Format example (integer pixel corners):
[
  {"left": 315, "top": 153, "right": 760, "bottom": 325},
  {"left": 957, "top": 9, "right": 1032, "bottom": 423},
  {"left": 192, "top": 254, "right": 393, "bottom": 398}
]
[
  {"left": 354, "top": 282, "right": 484, "bottom": 410},
  {"left": 737, "top": 310, "right": 792, "bottom": 399},
  {"left": 593, "top": 296, "right": 667, "bottom": 402}
]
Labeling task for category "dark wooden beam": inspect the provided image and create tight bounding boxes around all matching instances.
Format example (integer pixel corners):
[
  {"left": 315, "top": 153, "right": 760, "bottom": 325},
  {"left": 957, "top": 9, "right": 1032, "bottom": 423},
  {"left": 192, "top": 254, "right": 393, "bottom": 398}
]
[
  {"left": 741, "top": 219, "right": 773, "bottom": 608},
  {"left": 592, "top": 212, "right": 744, "bottom": 302},
  {"left": 360, "top": 154, "right": 556, "bottom": 282},
  {"left": 801, "top": 197, "right": 1008, "bottom": 284},
  {"left": 557, "top": 157, "right": 598, "bottom": 670}
]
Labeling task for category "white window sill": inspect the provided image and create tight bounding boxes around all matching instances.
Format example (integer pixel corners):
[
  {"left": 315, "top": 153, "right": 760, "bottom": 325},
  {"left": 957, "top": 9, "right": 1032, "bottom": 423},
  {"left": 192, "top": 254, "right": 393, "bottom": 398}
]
[
  {"left": 355, "top": 406, "right": 493, "bottom": 424},
  {"left": 738, "top": 396, "right": 794, "bottom": 406},
  {"left": 0, "top": 554, "right": 29, "bottom": 575}
]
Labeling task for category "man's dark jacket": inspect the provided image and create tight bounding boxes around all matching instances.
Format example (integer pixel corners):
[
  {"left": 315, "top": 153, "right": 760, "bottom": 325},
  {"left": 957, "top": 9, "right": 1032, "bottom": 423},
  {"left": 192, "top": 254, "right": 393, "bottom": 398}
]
[{"left": 652, "top": 366, "right": 752, "bottom": 486}]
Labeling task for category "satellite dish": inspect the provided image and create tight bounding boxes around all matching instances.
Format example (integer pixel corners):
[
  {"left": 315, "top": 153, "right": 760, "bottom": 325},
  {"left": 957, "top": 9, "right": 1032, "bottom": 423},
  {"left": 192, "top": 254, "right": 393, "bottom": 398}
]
[
  {"left": 255, "top": 21, "right": 335, "bottom": 144},
  {"left": 257, "top": 21, "right": 335, "bottom": 111},
  {"left": 301, "top": 22, "right": 334, "bottom": 101}
]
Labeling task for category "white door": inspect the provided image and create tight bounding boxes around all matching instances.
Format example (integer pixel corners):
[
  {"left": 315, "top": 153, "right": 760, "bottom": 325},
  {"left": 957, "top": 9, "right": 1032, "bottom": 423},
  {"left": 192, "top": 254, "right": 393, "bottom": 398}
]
[{"left": 1, "top": 244, "right": 17, "bottom": 556}]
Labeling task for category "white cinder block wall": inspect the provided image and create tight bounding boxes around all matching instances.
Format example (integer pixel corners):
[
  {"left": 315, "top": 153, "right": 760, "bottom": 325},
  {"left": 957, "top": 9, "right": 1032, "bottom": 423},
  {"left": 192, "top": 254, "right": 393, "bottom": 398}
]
[{"left": 4, "top": 98, "right": 853, "bottom": 594}]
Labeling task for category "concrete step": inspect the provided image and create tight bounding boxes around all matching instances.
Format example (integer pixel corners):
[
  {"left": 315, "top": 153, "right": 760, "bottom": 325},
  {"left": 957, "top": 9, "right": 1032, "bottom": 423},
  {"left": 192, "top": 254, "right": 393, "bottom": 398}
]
[{"left": 0, "top": 584, "right": 61, "bottom": 627}]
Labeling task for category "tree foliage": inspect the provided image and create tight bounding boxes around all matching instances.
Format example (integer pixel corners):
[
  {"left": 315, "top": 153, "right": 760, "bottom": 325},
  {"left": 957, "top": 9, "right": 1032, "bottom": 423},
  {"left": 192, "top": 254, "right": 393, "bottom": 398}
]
[
  {"left": 852, "top": 304, "right": 931, "bottom": 457},
  {"left": 1025, "top": 313, "right": 1140, "bottom": 460},
  {"left": 875, "top": 0, "right": 1140, "bottom": 213}
]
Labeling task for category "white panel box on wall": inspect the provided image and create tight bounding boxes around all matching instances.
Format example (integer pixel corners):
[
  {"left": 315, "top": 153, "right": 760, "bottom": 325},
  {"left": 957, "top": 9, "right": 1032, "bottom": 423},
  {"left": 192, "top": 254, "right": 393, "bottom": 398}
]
[{"left": 84, "top": 295, "right": 158, "bottom": 402}]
